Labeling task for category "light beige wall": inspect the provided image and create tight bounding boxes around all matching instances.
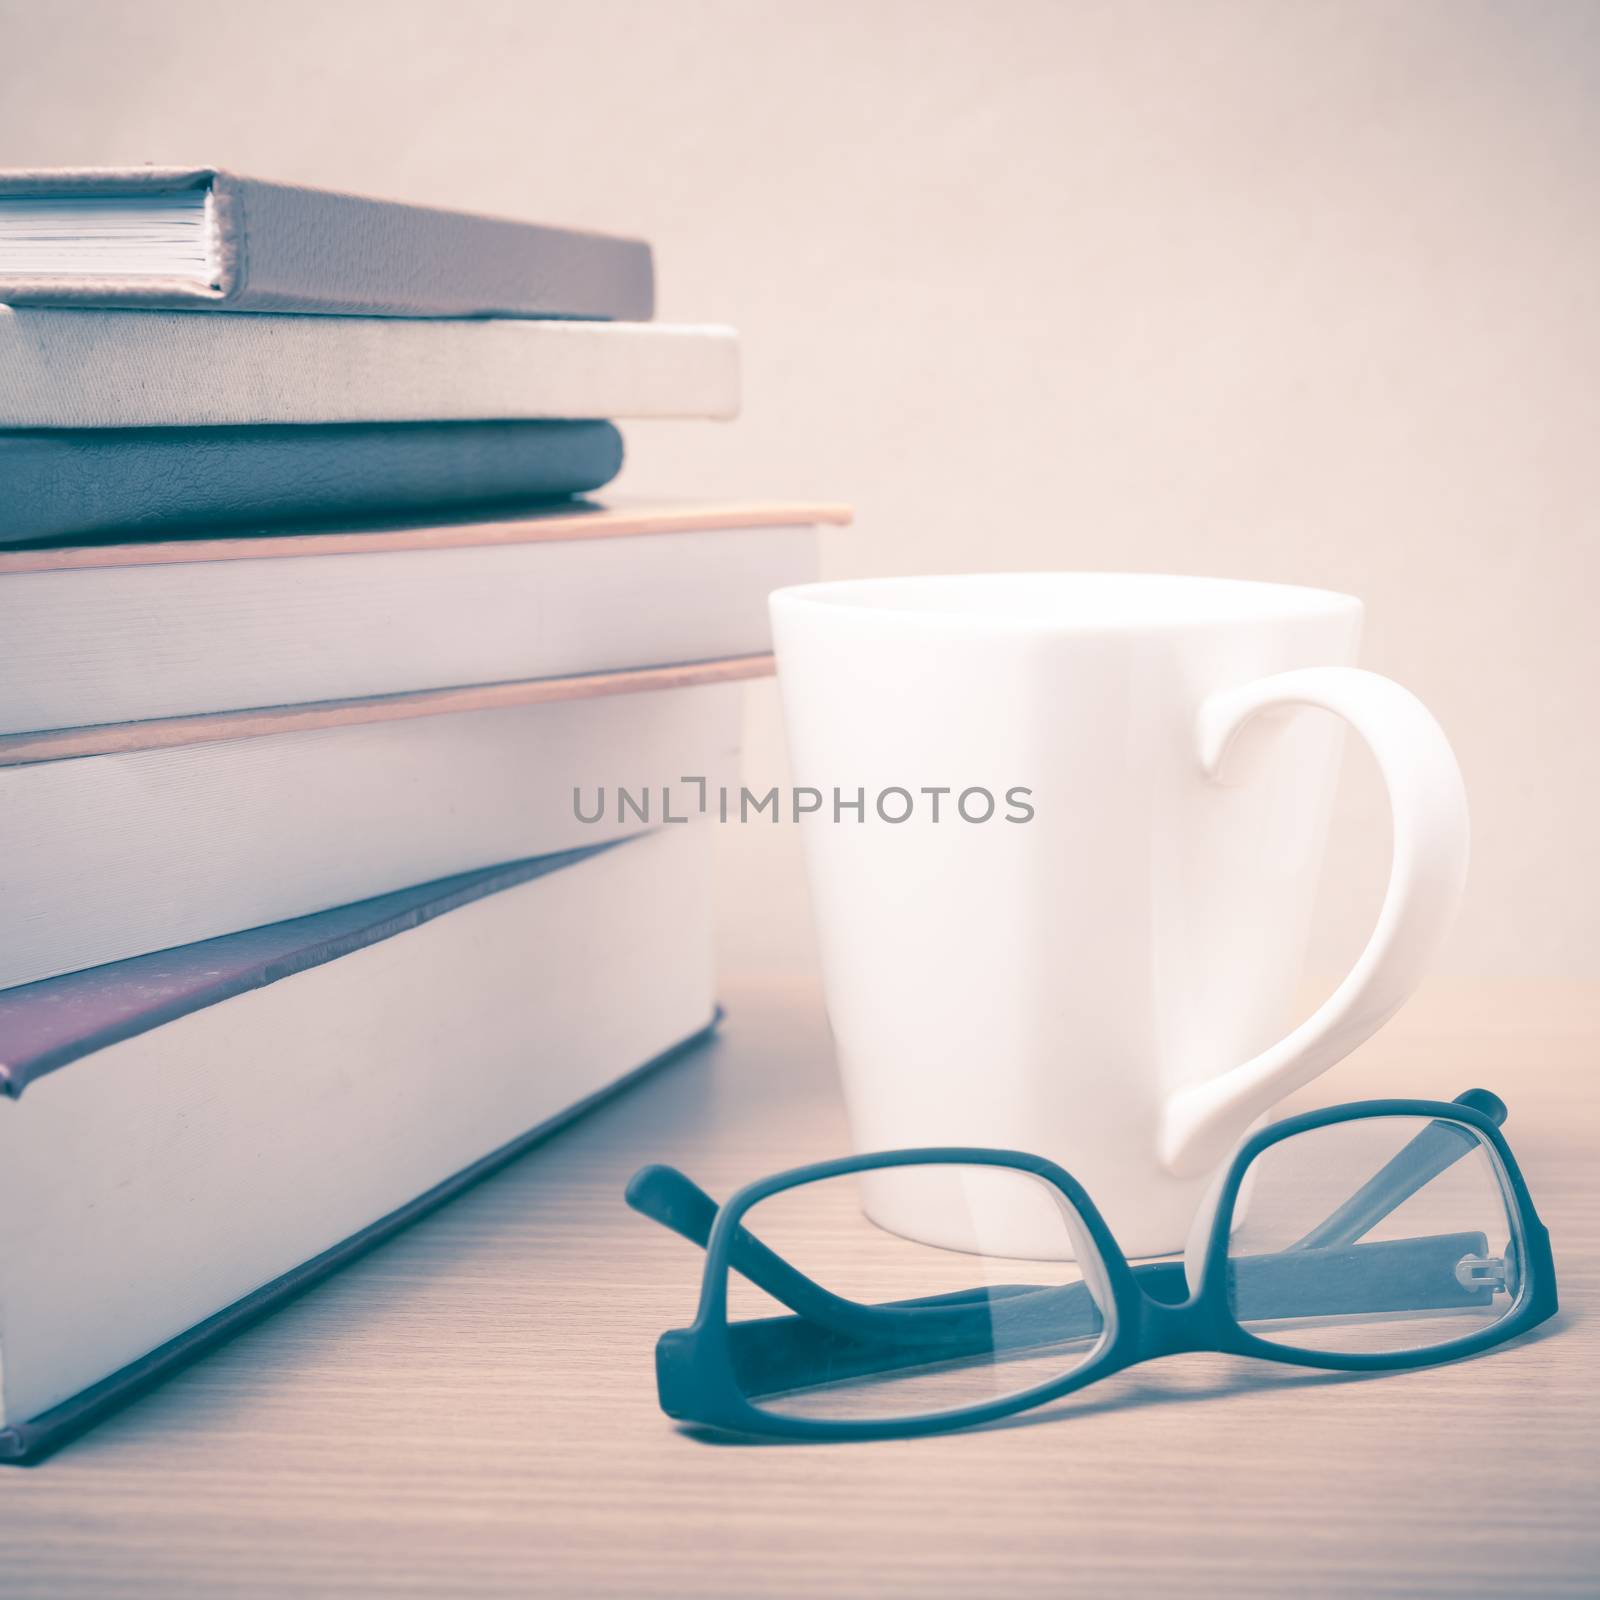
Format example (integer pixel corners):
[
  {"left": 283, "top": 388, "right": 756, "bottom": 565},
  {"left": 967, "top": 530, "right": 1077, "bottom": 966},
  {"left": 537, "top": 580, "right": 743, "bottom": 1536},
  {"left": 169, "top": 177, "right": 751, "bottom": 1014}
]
[{"left": 3, "top": 0, "right": 1595, "bottom": 977}]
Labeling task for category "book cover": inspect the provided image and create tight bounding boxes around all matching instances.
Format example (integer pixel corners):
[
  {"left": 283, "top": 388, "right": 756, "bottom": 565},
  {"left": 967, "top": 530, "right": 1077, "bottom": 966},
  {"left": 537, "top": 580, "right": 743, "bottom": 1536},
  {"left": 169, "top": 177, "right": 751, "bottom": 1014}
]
[
  {"left": 0, "top": 420, "right": 625, "bottom": 545},
  {"left": 0, "top": 846, "right": 615, "bottom": 1095},
  {"left": 0, "top": 166, "right": 654, "bottom": 320}
]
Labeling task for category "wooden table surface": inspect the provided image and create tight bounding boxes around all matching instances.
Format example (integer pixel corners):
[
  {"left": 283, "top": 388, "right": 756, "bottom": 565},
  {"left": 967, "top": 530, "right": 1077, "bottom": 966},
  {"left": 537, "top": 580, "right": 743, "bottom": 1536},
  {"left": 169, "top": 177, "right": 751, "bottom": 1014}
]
[{"left": 2, "top": 974, "right": 1594, "bottom": 1598}]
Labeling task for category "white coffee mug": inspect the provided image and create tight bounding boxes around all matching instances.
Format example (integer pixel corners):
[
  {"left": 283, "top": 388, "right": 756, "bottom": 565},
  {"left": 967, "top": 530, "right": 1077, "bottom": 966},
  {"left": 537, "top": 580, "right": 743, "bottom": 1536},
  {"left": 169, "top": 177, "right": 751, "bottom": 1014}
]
[{"left": 770, "top": 573, "right": 1469, "bottom": 1258}]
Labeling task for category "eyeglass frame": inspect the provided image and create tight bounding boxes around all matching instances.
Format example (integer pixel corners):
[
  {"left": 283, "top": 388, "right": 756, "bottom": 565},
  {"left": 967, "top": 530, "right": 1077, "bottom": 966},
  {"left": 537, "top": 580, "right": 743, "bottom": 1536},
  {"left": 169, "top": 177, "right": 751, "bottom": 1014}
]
[{"left": 631, "top": 1092, "right": 1558, "bottom": 1442}]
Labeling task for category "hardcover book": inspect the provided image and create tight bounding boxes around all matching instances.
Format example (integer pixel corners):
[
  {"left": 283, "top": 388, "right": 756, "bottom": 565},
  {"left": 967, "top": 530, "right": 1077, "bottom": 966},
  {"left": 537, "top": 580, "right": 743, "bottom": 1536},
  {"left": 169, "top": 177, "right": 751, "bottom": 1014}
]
[
  {"left": 0, "top": 166, "right": 654, "bottom": 320},
  {"left": 0, "top": 420, "right": 626, "bottom": 545},
  {"left": 0, "top": 500, "right": 844, "bottom": 733},
  {"left": 0, "top": 670, "right": 751, "bottom": 989},
  {"left": 0, "top": 309, "right": 739, "bottom": 428},
  {"left": 0, "top": 825, "right": 716, "bottom": 1463}
]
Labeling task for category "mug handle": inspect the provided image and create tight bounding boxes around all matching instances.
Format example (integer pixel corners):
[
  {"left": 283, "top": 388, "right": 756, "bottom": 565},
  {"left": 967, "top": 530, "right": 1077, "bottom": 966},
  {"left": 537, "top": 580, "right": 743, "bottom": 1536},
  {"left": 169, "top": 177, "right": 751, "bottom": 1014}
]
[{"left": 1159, "top": 667, "right": 1470, "bottom": 1177}]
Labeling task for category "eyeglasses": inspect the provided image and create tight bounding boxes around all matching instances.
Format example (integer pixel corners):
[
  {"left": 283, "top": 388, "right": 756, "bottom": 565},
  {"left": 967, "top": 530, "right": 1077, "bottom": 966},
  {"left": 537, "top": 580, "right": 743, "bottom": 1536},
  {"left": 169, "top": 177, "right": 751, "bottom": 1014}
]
[{"left": 626, "top": 1090, "right": 1557, "bottom": 1441}]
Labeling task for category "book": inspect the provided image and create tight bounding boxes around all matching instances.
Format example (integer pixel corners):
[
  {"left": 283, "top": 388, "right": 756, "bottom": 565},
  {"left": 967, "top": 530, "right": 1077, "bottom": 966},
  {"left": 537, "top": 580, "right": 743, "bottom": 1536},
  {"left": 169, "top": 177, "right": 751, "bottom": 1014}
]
[
  {"left": 0, "top": 167, "right": 654, "bottom": 320},
  {"left": 0, "top": 420, "right": 626, "bottom": 545},
  {"left": 0, "top": 824, "right": 715, "bottom": 1463},
  {"left": 0, "top": 501, "right": 845, "bottom": 735},
  {"left": 0, "top": 309, "right": 738, "bottom": 428},
  {"left": 0, "top": 670, "right": 749, "bottom": 991}
]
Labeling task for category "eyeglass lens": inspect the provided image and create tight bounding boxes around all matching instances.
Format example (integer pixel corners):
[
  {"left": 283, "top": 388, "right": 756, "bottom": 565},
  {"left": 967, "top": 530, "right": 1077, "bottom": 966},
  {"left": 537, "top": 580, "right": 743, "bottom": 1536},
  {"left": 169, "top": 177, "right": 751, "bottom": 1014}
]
[
  {"left": 724, "top": 1164, "right": 1115, "bottom": 1421},
  {"left": 1225, "top": 1115, "right": 1523, "bottom": 1355}
]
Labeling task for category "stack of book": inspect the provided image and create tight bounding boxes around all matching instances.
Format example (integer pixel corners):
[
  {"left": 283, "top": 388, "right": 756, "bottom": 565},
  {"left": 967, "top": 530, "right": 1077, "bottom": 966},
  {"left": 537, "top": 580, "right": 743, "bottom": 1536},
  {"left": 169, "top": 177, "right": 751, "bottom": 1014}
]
[{"left": 0, "top": 167, "right": 847, "bottom": 1460}]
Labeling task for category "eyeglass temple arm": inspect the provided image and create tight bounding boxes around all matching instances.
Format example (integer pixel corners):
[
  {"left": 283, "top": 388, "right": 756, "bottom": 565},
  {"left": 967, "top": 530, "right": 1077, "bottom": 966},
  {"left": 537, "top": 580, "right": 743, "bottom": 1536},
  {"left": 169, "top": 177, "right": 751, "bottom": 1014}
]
[
  {"left": 1288, "top": 1088, "right": 1507, "bottom": 1252},
  {"left": 627, "top": 1164, "right": 886, "bottom": 1337}
]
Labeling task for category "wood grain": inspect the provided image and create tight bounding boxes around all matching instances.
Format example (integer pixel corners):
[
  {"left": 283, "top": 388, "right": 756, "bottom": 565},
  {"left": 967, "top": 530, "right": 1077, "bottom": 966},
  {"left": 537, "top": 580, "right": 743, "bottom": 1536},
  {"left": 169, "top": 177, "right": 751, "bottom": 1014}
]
[
  {"left": 0, "top": 500, "right": 855, "bottom": 574},
  {"left": 0, "top": 654, "right": 774, "bottom": 767},
  {"left": 0, "top": 975, "right": 1593, "bottom": 1599}
]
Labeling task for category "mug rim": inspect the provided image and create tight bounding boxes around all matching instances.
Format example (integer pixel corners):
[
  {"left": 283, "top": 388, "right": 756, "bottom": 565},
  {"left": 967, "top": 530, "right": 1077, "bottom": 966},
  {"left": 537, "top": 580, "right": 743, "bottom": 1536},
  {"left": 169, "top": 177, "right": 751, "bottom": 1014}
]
[{"left": 770, "top": 571, "right": 1363, "bottom": 633}]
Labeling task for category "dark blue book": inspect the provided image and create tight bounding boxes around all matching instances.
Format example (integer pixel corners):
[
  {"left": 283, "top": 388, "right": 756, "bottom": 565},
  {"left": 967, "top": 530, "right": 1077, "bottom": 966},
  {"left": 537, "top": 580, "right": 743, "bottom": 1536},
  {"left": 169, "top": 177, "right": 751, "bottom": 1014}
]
[{"left": 0, "top": 419, "right": 623, "bottom": 544}]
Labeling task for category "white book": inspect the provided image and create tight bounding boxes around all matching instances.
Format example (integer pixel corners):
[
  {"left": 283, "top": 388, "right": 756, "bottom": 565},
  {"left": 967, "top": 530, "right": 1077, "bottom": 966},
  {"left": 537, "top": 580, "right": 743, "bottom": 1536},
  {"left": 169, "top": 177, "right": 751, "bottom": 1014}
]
[
  {"left": 0, "top": 307, "right": 738, "bottom": 427},
  {"left": 0, "top": 824, "right": 715, "bottom": 1459},
  {"left": 0, "top": 166, "right": 654, "bottom": 320},
  {"left": 0, "top": 679, "right": 743, "bottom": 990},
  {"left": 0, "top": 504, "right": 835, "bottom": 736}
]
